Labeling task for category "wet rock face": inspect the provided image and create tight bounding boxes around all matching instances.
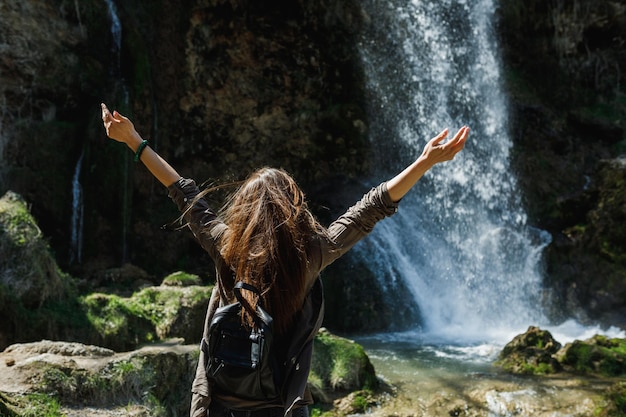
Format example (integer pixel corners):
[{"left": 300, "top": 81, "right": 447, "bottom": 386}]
[
  {"left": 0, "top": 0, "right": 371, "bottom": 276},
  {"left": 1, "top": 0, "right": 625, "bottom": 334},
  {"left": 545, "top": 157, "right": 626, "bottom": 326},
  {"left": 497, "top": 0, "right": 626, "bottom": 327}
]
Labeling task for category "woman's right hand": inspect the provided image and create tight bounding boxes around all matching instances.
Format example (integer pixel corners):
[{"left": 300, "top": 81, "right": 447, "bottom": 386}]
[
  {"left": 101, "top": 103, "right": 141, "bottom": 146},
  {"left": 101, "top": 102, "right": 182, "bottom": 187}
]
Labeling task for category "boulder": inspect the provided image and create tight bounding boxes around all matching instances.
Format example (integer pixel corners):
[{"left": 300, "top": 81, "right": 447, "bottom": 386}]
[
  {"left": 0, "top": 191, "right": 73, "bottom": 308},
  {"left": 556, "top": 334, "right": 626, "bottom": 376},
  {"left": 309, "top": 328, "right": 379, "bottom": 403},
  {"left": 80, "top": 284, "right": 213, "bottom": 351},
  {"left": 0, "top": 339, "right": 196, "bottom": 416},
  {"left": 496, "top": 326, "right": 562, "bottom": 374}
]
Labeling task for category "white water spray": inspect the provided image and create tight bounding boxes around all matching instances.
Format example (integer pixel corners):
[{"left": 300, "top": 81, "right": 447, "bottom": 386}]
[
  {"left": 356, "top": 0, "right": 552, "bottom": 342},
  {"left": 69, "top": 150, "right": 84, "bottom": 264}
]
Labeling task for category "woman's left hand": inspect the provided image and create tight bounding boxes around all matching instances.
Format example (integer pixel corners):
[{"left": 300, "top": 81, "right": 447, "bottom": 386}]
[
  {"left": 420, "top": 126, "right": 469, "bottom": 167},
  {"left": 386, "top": 126, "right": 470, "bottom": 202}
]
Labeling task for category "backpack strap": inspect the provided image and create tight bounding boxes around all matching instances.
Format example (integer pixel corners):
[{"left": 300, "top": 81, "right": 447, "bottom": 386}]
[
  {"left": 233, "top": 281, "right": 273, "bottom": 328},
  {"left": 233, "top": 281, "right": 261, "bottom": 314}
]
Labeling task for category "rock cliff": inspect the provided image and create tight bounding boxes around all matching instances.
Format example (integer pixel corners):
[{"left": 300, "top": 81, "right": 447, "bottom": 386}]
[{"left": 0, "top": 0, "right": 624, "bottom": 333}]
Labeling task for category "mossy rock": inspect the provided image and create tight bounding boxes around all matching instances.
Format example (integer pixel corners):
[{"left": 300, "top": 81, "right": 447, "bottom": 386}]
[
  {"left": 495, "top": 326, "right": 562, "bottom": 375},
  {"left": 0, "top": 191, "right": 73, "bottom": 307},
  {"left": 1, "top": 341, "right": 197, "bottom": 417},
  {"left": 557, "top": 335, "right": 626, "bottom": 377},
  {"left": 80, "top": 284, "right": 212, "bottom": 351},
  {"left": 597, "top": 381, "right": 626, "bottom": 417},
  {"left": 310, "top": 328, "right": 379, "bottom": 403},
  {"left": 161, "top": 271, "right": 202, "bottom": 287},
  {"left": 0, "top": 392, "right": 62, "bottom": 417},
  {"left": 1, "top": 333, "right": 378, "bottom": 417}
]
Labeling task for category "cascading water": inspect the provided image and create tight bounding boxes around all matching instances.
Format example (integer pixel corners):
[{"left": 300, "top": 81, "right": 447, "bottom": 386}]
[
  {"left": 355, "top": 0, "right": 552, "bottom": 343},
  {"left": 69, "top": 150, "right": 84, "bottom": 264},
  {"left": 352, "top": 6, "right": 623, "bottom": 413},
  {"left": 105, "top": 0, "right": 122, "bottom": 71}
]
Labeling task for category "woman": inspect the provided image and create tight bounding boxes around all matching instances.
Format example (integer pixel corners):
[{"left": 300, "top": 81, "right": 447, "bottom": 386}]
[{"left": 101, "top": 103, "right": 468, "bottom": 417}]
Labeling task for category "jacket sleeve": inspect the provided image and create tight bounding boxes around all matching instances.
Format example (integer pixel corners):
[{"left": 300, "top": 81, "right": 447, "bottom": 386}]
[
  {"left": 321, "top": 182, "right": 398, "bottom": 269},
  {"left": 167, "top": 178, "right": 227, "bottom": 262}
]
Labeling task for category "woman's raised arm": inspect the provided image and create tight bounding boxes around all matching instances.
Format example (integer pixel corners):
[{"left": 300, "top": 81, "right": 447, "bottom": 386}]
[
  {"left": 101, "top": 103, "right": 181, "bottom": 187},
  {"left": 386, "top": 126, "right": 469, "bottom": 202}
]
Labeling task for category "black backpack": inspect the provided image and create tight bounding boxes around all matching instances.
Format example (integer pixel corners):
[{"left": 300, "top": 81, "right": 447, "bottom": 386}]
[
  {"left": 201, "top": 278, "right": 324, "bottom": 412},
  {"left": 203, "top": 281, "right": 281, "bottom": 401}
]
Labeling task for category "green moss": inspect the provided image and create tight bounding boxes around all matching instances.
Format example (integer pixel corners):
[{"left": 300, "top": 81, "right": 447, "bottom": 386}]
[
  {"left": 309, "top": 405, "right": 336, "bottom": 417},
  {"left": 566, "top": 343, "right": 593, "bottom": 373},
  {"left": 129, "top": 285, "right": 210, "bottom": 333},
  {"left": 162, "top": 271, "right": 201, "bottom": 287},
  {"left": 0, "top": 202, "right": 37, "bottom": 246},
  {"left": 107, "top": 357, "right": 156, "bottom": 402},
  {"left": 16, "top": 394, "right": 62, "bottom": 417},
  {"left": 521, "top": 362, "right": 553, "bottom": 375},
  {"left": 26, "top": 356, "right": 169, "bottom": 414},
  {"left": 561, "top": 337, "right": 626, "bottom": 376},
  {"left": 0, "top": 392, "right": 19, "bottom": 417},
  {"left": 496, "top": 353, "right": 560, "bottom": 375},
  {"left": 597, "top": 382, "right": 626, "bottom": 417},
  {"left": 80, "top": 293, "right": 155, "bottom": 350},
  {"left": 0, "top": 392, "right": 68, "bottom": 417},
  {"left": 79, "top": 284, "right": 212, "bottom": 349},
  {"left": 350, "top": 391, "right": 371, "bottom": 413},
  {"left": 311, "top": 330, "right": 378, "bottom": 392}
]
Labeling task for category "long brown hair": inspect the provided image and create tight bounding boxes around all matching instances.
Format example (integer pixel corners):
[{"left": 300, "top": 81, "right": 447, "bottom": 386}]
[{"left": 217, "top": 167, "right": 326, "bottom": 335}]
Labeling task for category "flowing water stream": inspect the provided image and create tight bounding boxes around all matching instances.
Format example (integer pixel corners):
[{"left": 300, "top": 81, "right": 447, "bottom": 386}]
[
  {"left": 69, "top": 149, "right": 84, "bottom": 264},
  {"left": 352, "top": 1, "right": 623, "bottom": 414}
]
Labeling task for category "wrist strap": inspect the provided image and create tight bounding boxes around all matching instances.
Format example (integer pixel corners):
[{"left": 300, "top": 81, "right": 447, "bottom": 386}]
[{"left": 134, "top": 140, "right": 149, "bottom": 162}]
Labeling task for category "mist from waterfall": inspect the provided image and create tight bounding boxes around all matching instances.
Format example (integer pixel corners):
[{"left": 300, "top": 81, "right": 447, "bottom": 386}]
[{"left": 355, "top": 0, "right": 552, "bottom": 343}]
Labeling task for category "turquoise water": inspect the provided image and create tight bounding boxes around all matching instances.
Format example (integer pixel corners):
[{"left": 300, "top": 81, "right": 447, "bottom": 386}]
[{"left": 353, "top": 323, "right": 624, "bottom": 416}]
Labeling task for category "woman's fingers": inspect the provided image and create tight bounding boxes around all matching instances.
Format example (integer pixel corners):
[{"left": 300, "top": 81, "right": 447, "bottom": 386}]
[
  {"left": 101, "top": 103, "right": 111, "bottom": 122},
  {"left": 444, "top": 126, "right": 469, "bottom": 149},
  {"left": 431, "top": 128, "right": 449, "bottom": 146}
]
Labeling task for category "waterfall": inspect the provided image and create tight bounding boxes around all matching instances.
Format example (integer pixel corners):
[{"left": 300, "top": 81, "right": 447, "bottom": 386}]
[
  {"left": 356, "top": 0, "right": 551, "bottom": 342},
  {"left": 105, "top": 0, "right": 122, "bottom": 72},
  {"left": 69, "top": 150, "right": 84, "bottom": 264}
]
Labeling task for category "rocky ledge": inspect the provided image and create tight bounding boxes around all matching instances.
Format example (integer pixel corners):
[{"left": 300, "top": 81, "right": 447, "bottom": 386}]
[{"left": 0, "top": 332, "right": 381, "bottom": 417}]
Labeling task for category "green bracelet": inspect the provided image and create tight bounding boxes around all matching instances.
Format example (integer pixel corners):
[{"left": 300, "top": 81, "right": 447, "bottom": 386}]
[{"left": 134, "top": 140, "right": 149, "bottom": 162}]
